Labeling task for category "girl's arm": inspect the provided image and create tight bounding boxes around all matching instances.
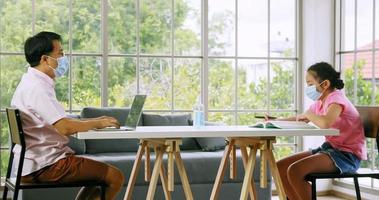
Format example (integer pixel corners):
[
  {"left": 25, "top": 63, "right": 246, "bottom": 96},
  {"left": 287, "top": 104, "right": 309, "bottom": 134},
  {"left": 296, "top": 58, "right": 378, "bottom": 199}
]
[{"left": 304, "top": 103, "right": 343, "bottom": 129}]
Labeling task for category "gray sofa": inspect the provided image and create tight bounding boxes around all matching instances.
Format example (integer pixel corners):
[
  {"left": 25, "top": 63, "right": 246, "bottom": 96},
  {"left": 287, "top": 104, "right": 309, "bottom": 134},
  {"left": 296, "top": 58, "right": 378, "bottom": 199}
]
[{"left": 18, "top": 107, "right": 272, "bottom": 200}]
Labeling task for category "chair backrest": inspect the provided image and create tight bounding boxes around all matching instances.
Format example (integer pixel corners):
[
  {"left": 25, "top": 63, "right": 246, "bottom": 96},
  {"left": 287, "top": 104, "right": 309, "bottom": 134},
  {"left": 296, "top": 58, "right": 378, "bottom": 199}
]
[
  {"left": 355, "top": 106, "right": 379, "bottom": 138},
  {"left": 6, "top": 108, "right": 26, "bottom": 148}
]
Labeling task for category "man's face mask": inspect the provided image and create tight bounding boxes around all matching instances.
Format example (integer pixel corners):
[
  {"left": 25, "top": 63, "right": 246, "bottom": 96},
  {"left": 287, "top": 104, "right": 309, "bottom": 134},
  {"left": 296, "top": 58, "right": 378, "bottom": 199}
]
[
  {"left": 46, "top": 55, "right": 69, "bottom": 77},
  {"left": 305, "top": 81, "right": 326, "bottom": 101}
]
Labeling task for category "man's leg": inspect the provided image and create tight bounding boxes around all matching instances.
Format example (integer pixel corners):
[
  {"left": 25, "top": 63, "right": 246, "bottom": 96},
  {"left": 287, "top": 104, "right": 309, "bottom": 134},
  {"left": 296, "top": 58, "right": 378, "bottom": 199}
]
[
  {"left": 287, "top": 153, "right": 337, "bottom": 200},
  {"left": 33, "top": 155, "right": 124, "bottom": 200},
  {"left": 276, "top": 151, "right": 312, "bottom": 200}
]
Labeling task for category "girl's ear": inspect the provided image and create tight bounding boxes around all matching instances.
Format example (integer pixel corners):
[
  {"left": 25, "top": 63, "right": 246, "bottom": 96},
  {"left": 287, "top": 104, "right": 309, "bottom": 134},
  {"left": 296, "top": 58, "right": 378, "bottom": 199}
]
[{"left": 322, "top": 80, "right": 331, "bottom": 89}]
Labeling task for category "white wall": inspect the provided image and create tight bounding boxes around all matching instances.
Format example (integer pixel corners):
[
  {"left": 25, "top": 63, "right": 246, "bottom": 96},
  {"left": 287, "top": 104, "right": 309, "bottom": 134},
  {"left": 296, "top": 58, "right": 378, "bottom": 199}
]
[{"left": 301, "top": 0, "right": 335, "bottom": 192}]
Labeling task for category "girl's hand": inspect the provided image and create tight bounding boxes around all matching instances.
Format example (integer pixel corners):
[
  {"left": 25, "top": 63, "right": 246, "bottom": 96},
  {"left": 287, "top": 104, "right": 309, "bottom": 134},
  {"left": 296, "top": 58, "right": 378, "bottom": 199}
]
[{"left": 296, "top": 114, "right": 309, "bottom": 122}]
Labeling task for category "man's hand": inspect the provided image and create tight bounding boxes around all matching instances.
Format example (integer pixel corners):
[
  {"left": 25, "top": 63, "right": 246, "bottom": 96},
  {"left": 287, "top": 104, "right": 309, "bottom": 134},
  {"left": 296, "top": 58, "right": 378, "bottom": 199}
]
[
  {"left": 96, "top": 116, "right": 120, "bottom": 129},
  {"left": 54, "top": 116, "right": 120, "bottom": 136}
]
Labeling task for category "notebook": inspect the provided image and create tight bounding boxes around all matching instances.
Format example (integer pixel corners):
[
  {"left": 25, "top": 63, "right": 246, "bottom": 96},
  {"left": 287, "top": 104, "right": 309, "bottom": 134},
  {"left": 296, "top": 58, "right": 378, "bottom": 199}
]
[
  {"left": 249, "top": 120, "right": 318, "bottom": 129},
  {"left": 95, "top": 95, "right": 146, "bottom": 131}
]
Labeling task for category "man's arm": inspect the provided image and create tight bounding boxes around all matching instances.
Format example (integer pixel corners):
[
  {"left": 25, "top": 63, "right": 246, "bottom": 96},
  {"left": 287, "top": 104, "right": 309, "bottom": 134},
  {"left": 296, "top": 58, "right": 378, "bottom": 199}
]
[{"left": 53, "top": 116, "right": 120, "bottom": 136}]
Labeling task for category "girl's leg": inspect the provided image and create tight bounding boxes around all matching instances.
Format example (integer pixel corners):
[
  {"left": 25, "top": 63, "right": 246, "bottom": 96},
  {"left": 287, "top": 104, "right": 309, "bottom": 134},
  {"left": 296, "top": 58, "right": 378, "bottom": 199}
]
[
  {"left": 287, "top": 153, "right": 337, "bottom": 200},
  {"left": 277, "top": 151, "right": 312, "bottom": 200}
]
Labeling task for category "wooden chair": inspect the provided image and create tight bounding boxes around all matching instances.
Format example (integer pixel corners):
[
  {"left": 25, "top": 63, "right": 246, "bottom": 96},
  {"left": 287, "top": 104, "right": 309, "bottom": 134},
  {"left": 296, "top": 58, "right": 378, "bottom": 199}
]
[
  {"left": 305, "top": 106, "right": 379, "bottom": 200},
  {"left": 2, "top": 108, "right": 106, "bottom": 200}
]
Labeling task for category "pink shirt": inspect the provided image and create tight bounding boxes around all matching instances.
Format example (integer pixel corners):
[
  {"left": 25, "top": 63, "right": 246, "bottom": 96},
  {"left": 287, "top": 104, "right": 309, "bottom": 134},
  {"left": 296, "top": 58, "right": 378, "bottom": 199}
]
[
  {"left": 11, "top": 67, "right": 74, "bottom": 176},
  {"left": 309, "top": 90, "right": 367, "bottom": 160}
]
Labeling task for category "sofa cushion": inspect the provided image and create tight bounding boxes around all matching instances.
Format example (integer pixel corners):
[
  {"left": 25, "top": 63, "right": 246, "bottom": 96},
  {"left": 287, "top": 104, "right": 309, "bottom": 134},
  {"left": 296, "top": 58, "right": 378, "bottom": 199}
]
[
  {"left": 81, "top": 107, "right": 142, "bottom": 153},
  {"left": 142, "top": 113, "right": 199, "bottom": 150},
  {"left": 194, "top": 121, "right": 226, "bottom": 151},
  {"left": 82, "top": 150, "right": 271, "bottom": 186},
  {"left": 67, "top": 136, "right": 86, "bottom": 155}
]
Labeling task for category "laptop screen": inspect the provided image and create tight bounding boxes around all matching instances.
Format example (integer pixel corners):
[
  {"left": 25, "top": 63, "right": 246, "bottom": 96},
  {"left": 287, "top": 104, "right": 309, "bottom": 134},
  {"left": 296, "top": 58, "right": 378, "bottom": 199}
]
[{"left": 125, "top": 95, "right": 146, "bottom": 128}]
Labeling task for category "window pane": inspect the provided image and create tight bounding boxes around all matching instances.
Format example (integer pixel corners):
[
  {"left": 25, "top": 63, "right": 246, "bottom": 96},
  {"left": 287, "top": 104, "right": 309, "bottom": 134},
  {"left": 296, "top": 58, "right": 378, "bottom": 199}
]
[
  {"left": 237, "top": 60, "right": 268, "bottom": 109},
  {"left": 140, "top": 0, "right": 171, "bottom": 55},
  {"left": 72, "top": 56, "right": 101, "bottom": 109},
  {"left": 0, "top": 0, "right": 32, "bottom": 52},
  {"left": 108, "top": 0, "right": 137, "bottom": 54},
  {"left": 356, "top": 0, "right": 373, "bottom": 50},
  {"left": 376, "top": 1, "right": 379, "bottom": 46},
  {"left": 208, "top": 0, "right": 235, "bottom": 56},
  {"left": 270, "top": 60, "right": 295, "bottom": 109},
  {"left": 174, "top": 0, "right": 201, "bottom": 56},
  {"left": 208, "top": 112, "right": 233, "bottom": 125},
  {"left": 356, "top": 52, "right": 373, "bottom": 105},
  {"left": 35, "top": 0, "right": 69, "bottom": 51},
  {"left": 139, "top": 58, "right": 171, "bottom": 110},
  {"left": 108, "top": 57, "right": 136, "bottom": 107},
  {"left": 342, "top": 0, "right": 355, "bottom": 51},
  {"left": 274, "top": 146, "right": 295, "bottom": 160},
  {"left": 1, "top": 150, "right": 10, "bottom": 179},
  {"left": 72, "top": 1, "right": 101, "bottom": 53},
  {"left": 270, "top": 0, "right": 295, "bottom": 58},
  {"left": 209, "top": 59, "right": 235, "bottom": 110},
  {"left": 1, "top": 112, "right": 9, "bottom": 148},
  {"left": 0, "top": 56, "right": 26, "bottom": 109},
  {"left": 55, "top": 68, "right": 69, "bottom": 109},
  {"left": 341, "top": 53, "right": 356, "bottom": 102},
  {"left": 237, "top": 113, "right": 257, "bottom": 125},
  {"left": 174, "top": 58, "right": 201, "bottom": 110},
  {"left": 238, "top": 0, "right": 267, "bottom": 57}
]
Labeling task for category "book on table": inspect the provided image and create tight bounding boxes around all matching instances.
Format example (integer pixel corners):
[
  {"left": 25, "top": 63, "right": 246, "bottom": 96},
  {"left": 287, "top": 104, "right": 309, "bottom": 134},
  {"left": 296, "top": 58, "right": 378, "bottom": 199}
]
[{"left": 249, "top": 120, "right": 318, "bottom": 129}]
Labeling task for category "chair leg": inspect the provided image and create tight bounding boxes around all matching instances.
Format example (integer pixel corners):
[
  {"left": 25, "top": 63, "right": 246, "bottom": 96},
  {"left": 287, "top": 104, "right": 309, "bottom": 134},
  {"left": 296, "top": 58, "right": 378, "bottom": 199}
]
[
  {"left": 101, "top": 185, "right": 106, "bottom": 200},
  {"left": 353, "top": 177, "right": 361, "bottom": 200},
  {"left": 13, "top": 189, "right": 19, "bottom": 200},
  {"left": 2, "top": 186, "right": 8, "bottom": 200},
  {"left": 311, "top": 179, "right": 317, "bottom": 200}
]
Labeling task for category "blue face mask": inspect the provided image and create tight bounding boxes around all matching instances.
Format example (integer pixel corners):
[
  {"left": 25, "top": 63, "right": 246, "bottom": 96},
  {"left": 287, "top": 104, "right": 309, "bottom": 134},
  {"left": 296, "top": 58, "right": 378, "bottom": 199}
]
[
  {"left": 47, "top": 56, "right": 69, "bottom": 77},
  {"left": 305, "top": 81, "right": 325, "bottom": 101}
]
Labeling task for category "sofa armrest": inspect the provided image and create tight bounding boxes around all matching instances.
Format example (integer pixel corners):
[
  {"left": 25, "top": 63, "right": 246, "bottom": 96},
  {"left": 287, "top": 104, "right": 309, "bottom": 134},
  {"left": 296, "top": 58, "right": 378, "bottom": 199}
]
[{"left": 66, "top": 113, "right": 81, "bottom": 119}]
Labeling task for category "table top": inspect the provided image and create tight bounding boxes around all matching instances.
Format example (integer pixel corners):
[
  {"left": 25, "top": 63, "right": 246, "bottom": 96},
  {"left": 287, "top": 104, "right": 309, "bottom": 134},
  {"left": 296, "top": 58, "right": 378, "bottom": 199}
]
[{"left": 76, "top": 126, "right": 339, "bottom": 139}]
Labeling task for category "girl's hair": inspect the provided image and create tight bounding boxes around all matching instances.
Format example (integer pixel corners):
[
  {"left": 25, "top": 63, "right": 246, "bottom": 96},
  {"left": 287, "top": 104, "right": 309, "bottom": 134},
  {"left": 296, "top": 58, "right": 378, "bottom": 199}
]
[{"left": 307, "top": 62, "right": 344, "bottom": 89}]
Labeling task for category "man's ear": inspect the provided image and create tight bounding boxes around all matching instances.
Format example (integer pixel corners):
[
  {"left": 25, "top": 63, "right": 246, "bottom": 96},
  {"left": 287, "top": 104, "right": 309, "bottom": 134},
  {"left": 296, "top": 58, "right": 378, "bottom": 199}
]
[{"left": 39, "top": 55, "right": 48, "bottom": 65}]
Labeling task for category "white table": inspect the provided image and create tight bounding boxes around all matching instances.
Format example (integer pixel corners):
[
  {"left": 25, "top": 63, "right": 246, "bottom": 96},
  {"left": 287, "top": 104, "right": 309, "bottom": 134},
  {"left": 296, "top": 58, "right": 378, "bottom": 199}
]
[{"left": 78, "top": 126, "right": 338, "bottom": 200}]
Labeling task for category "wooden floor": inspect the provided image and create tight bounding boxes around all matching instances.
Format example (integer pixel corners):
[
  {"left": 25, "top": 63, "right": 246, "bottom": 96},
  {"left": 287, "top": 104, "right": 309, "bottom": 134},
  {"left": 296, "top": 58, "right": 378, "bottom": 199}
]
[{"left": 272, "top": 195, "right": 349, "bottom": 200}]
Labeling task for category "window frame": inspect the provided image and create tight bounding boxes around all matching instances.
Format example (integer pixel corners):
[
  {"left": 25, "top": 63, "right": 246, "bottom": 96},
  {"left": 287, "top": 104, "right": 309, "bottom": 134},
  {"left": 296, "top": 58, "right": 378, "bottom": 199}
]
[
  {"left": 0, "top": 0, "right": 301, "bottom": 180},
  {"left": 336, "top": 0, "right": 379, "bottom": 190}
]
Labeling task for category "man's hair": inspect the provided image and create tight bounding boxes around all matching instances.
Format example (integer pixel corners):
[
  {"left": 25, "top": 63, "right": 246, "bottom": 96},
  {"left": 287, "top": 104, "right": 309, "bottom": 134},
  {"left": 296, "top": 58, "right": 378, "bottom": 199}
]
[{"left": 24, "top": 31, "right": 62, "bottom": 67}]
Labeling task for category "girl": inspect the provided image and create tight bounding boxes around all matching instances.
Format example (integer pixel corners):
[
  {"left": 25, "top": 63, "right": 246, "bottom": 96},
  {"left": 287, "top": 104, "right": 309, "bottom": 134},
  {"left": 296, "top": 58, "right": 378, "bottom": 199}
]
[{"left": 276, "top": 62, "right": 366, "bottom": 200}]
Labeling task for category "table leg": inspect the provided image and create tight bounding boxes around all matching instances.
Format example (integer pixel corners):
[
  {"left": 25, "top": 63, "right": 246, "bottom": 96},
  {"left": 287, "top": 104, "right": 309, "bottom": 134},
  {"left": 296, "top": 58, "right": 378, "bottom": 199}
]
[
  {"left": 145, "top": 145, "right": 151, "bottom": 182},
  {"left": 174, "top": 151, "right": 193, "bottom": 200},
  {"left": 124, "top": 141, "right": 146, "bottom": 200},
  {"left": 230, "top": 144, "right": 237, "bottom": 179},
  {"left": 147, "top": 147, "right": 164, "bottom": 200},
  {"left": 168, "top": 147, "right": 175, "bottom": 191},
  {"left": 210, "top": 139, "right": 235, "bottom": 200},
  {"left": 239, "top": 147, "right": 257, "bottom": 200},
  {"left": 266, "top": 149, "right": 286, "bottom": 200},
  {"left": 157, "top": 148, "right": 172, "bottom": 200},
  {"left": 260, "top": 145, "right": 267, "bottom": 188},
  {"left": 240, "top": 146, "right": 257, "bottom": 200}
]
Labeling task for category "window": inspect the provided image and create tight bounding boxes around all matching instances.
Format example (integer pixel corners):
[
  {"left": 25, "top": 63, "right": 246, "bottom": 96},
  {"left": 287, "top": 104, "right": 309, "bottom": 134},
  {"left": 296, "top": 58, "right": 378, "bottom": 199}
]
[
  {"left": 336, "top": 0, "right": 379, "bottom": 189},
  {"left": 0, "top": 0, "right": 299, "bottom": 179}
]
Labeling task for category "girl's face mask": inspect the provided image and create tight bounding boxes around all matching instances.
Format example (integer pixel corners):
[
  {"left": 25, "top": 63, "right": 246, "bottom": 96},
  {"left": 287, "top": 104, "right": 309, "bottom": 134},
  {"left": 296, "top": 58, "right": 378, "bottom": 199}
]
[{"left": 305, "top": 81, "right": 325, "bottom": 101}]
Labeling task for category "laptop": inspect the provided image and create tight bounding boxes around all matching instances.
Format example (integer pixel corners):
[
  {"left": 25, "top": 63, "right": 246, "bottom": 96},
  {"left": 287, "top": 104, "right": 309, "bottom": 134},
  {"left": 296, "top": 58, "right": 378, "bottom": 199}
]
[{"left": 95, "top": 95, "right": 146, "bottom": 131}]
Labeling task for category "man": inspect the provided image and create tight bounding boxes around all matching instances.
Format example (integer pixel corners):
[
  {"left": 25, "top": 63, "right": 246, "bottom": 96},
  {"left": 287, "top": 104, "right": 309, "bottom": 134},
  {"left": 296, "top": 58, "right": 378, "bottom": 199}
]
[{"left": 11, "top": 31, "right": 124, "bottom": 200}]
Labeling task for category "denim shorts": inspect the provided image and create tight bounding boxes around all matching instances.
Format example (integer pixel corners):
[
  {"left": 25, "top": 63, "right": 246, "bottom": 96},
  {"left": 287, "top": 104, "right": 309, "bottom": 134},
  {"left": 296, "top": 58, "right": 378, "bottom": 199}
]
[{"left": 311, "top": 142, "right": 361, "bottom": 174}]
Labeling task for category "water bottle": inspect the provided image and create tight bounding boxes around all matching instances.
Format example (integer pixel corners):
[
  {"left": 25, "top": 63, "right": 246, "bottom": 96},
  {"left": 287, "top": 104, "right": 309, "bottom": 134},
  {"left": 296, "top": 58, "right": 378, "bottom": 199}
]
[{"left": 193, "top": 97, "right": 205, "bottom": 127}]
